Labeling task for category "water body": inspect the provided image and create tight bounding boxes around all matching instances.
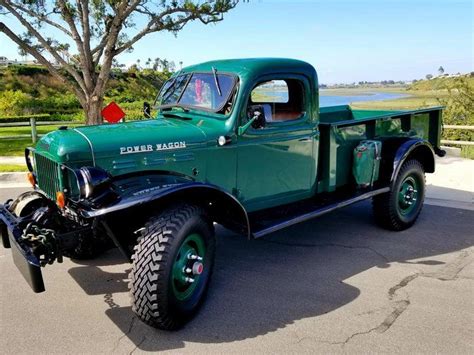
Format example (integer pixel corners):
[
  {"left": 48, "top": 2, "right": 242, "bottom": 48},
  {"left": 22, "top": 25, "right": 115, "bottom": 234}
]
[
  {"left": 254, "top": 90, "right": 408, "bottom": 107},
  {"left": 320, "top": 91, "right": 408, "bottom": 107}
]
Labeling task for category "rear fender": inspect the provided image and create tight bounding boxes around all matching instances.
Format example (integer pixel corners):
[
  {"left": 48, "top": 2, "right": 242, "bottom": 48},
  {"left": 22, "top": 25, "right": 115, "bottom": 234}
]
[{"left": 390, "top": 139, "right": 435, "bottom": 182}]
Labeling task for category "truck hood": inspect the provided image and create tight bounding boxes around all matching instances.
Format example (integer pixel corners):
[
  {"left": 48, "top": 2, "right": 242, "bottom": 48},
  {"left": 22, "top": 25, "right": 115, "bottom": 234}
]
[
  {"left": 35, "top": 118, "right": 210, "bottom": 168},
  {"left": 73, "top": 118, "right": 208, "bottom": 160}
]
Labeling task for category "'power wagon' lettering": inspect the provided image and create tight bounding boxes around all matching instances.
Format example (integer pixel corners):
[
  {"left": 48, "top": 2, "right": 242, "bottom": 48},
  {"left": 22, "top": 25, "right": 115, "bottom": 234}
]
[{"left": 120, "top": 142, "right": 186, "bottom": 155}]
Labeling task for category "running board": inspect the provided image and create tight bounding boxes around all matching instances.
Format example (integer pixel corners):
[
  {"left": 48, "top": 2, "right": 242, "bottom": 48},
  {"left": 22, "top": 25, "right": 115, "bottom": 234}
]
[{"left": 251, "top": 187, "right": 390, "bottom": 239}]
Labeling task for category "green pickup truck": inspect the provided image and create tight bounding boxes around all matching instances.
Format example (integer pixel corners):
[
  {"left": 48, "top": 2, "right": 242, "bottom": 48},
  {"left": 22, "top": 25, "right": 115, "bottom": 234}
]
[{"left": 0, "top": 58, "right": 445, "bottom": 330}]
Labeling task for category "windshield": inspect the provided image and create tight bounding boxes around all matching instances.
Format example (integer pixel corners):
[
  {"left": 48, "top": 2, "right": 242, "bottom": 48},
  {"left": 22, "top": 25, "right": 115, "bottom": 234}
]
[{"left": 156, "top": 72, "right": 236, "bottom": 113}]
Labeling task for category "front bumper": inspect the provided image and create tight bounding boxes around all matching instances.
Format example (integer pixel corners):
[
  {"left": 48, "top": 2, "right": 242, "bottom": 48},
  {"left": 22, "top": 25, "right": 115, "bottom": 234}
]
[{"left": 0, "top": 204, "right": 45, "bottom": 293}]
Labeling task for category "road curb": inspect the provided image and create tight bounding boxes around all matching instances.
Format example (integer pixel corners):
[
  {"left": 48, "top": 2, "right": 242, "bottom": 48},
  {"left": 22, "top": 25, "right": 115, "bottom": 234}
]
[
  {"left": 0, "top": 156, "right": 25, "bottom": 165},
  {"left": 0, "top": 172, "right": 28, "bottom": 188}
]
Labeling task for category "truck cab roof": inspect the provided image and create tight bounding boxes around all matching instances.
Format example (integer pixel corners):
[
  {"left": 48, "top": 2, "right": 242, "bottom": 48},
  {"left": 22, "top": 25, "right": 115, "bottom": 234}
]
[{"left": 181, "top": 58, "right": 318, "bottom": 83}]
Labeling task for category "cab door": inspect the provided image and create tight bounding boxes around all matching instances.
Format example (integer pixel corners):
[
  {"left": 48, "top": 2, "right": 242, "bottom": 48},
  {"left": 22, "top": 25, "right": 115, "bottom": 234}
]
[{"left": 236, "top": 76, "right": 318, "bottom": 212}]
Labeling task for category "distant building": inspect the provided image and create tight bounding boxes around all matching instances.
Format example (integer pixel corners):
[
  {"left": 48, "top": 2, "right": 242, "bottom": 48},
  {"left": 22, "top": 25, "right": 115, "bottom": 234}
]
[{"left": 0, "top": 57, "right": 39, "bottom": 67}]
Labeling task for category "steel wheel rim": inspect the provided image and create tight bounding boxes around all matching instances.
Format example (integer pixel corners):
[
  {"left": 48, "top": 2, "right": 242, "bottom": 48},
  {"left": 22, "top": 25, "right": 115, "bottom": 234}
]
[
  {"left": 398, "top": 175, "right": 419, "bottom": 215},
  {"left": 171, "top": 233, "right": 206, "bottom": 301}
]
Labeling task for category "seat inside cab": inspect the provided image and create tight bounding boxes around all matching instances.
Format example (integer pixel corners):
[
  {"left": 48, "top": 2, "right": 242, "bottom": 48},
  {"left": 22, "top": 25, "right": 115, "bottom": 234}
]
[{"left": 249, "top": 79, "right": 305, "bottom": 122}]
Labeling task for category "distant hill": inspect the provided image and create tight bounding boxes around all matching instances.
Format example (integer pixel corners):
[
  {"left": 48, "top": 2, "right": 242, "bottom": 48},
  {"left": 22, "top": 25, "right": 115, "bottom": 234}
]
[
  {"left": 0, "top": 65, "right": 171, "bottom": 120},
  {"left": 408, "top": 73, "right": 474, "bottom": 91}
]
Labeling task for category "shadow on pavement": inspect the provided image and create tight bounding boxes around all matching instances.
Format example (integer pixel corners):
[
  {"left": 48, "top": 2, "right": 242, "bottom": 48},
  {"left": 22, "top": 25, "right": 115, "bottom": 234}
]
[{"left": 68, "top": 201, "right": 474, "bottom": 352}]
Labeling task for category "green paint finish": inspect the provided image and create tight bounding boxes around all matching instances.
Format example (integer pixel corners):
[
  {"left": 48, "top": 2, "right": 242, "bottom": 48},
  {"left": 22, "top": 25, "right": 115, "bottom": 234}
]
[
  {"left": 353, "top": 140, "right": 382, "bottom": 186},
  {"left": 30, "top": 58, "right": 443, "bottom": 213},
  {"left": 410, "top": 113, "right": 430, "bottom": 140},
  {"left": 171, "top": 233, "right": 206, "bottom": 301},
  {"left": 398, "top": 175, "right": 420, "bottom": 215}
]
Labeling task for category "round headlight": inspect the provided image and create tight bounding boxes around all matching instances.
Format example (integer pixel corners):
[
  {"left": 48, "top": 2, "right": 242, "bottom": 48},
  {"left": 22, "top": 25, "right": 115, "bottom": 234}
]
[{"left": 76, "top": 167, "right": 111, "bottom": 199}]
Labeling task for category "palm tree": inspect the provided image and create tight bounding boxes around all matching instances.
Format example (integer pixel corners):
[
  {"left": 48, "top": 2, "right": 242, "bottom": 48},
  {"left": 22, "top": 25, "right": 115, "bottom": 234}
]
[
  {"left": 161, "top": 59, "right": 169, "bottom": 72},
  {"left": 153, "top": 57, "right": 161, "bottom": 71}
]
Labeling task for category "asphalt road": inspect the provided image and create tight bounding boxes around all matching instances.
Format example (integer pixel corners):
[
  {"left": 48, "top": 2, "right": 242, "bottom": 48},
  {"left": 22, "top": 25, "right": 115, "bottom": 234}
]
[{"left": 0, "top": 187, "right": 473, "bottom": 354}]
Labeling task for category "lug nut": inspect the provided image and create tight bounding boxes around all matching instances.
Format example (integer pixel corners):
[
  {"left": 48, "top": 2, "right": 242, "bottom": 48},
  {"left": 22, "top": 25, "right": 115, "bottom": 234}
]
[
  {"left": 188, "top": 254, "right": 203, "bottom": 261},
  {"left": 184, "top": 267, "right": 192, "bottom": 274},
  {"left": 185, "top": 277, "right": 195, "bottom": 283}
]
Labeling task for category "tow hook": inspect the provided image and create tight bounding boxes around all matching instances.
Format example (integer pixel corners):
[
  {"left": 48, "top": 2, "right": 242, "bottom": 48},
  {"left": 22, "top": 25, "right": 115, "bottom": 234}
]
[{"left": 21, "top": 223, "right": 62, "bottom": 266}]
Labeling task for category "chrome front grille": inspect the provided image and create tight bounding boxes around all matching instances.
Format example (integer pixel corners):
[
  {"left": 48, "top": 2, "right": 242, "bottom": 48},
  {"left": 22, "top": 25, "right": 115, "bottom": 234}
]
[{"left": 34, "top": 153, "right": 62, "bottom": 200}]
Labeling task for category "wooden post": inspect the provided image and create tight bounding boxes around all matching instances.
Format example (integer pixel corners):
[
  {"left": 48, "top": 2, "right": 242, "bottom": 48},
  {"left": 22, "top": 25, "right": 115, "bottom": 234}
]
[{"left": 30, "top": 117, "right": 37, "bottom": 143}]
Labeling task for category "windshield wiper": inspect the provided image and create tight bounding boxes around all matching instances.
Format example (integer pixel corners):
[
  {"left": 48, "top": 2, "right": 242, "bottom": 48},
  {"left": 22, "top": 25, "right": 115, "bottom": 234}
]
[
  {"left": 159, "top": 78, "right": 177, "bottom": 103},
  {"left": 159, "top": 104, "right": 190, "bottom": 113},
  {"left": 212, "top": 67, "right": 222, "bottom": 96},
  {"left": 161, "top": 112, "right": 191, "bottom": 120}
]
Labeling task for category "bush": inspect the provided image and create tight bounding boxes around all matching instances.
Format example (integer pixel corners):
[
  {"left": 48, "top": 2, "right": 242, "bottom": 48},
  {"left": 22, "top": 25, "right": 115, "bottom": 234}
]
[
  {"left": 461, "top": 146, "right": 474, "bottom": 160},
  {"left": 0, "top": 90, "right": 31, "bottom": 116},
  {"left": 7, "top": 65, "right": 49, "bottom": 76},
  {"left": 410, "top": 76, "right": 474, "bottom": 143}
]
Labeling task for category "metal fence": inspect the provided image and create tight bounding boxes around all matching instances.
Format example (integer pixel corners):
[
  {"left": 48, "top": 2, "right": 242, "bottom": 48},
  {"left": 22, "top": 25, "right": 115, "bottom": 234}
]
[
  {"left": 0, "top": 117, "right": 473, "bottom": 146},
  {"left": 441, "top": 125, "right": 474, "bottom": 146},
  {"left": 0, "top": 118, "right": 77, "bottom": 143}
]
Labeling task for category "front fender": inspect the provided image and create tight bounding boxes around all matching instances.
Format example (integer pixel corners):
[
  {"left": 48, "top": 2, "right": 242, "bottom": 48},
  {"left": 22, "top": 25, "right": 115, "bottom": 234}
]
[{"left": 77, "top": 174, "right": 250, "bottom": 238}]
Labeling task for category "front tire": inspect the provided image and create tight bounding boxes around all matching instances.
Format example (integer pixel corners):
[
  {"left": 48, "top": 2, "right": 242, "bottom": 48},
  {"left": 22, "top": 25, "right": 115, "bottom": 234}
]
[
  {"left": 129, "top": 204, "right": 215, "bottom": 330},
  {"left": 373, "top": 159, "right": 426, "bottom": 231}
]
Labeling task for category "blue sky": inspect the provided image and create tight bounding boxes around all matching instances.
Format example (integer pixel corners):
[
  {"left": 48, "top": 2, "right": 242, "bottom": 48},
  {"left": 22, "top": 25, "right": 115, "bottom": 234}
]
[{"left": 1, "top": 0, "right": 472, "bottom": 83}]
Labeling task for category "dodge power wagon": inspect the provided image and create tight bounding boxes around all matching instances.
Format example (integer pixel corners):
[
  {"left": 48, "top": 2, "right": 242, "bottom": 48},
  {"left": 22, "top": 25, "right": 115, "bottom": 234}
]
[{"left": 0, "top": 58, "right": 445, "bottom": 330}]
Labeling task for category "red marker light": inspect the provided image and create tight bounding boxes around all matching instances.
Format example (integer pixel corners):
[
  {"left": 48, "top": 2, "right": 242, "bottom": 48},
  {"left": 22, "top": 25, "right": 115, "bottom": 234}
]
[{"left": 101, "top": 102, "right": 125, "bottom": 123}]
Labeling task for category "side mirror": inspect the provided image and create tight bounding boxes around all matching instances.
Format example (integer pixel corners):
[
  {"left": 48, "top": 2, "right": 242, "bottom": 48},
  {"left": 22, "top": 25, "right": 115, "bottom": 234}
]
[
  {"left": 238, "top": 113, "right": 259, "bottom": 135},
  {"left": 238, "top": 105, "right": 265, "bottom": 135},
  {"left": 143, "top": 102, "right": 151, "bottom": 118}
]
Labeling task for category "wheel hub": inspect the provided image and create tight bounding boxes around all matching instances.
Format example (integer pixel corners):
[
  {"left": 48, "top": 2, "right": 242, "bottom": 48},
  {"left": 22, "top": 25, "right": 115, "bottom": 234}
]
[
  {"left": 398, "top": 175, "right": 419, "bottom": 214},
  {"left": 171, "top": 233, "right": 206, "bottom": 300},
  {"left": 192, "top": 261, "right": 204, "bottom": 275}
]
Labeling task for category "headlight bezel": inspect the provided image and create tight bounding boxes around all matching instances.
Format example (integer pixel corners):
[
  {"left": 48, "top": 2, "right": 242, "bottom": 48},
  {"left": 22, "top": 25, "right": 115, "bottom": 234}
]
[{"left": 75, "top": 166, "right": 112, "bottom": 200}]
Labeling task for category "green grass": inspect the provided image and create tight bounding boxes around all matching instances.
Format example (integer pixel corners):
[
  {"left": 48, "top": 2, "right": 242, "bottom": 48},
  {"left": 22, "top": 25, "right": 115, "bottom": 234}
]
[
  {"left": 0, "top": 138, "right": 32, "bottom": 156},
  {"left": 350, "top": 90, "right": 446, "bottom": 110},
  {"left": 0, "top": 124, "right": 81, "bottom": 156},
  {"left": 0, "top": 164, "right": 27, "bottom": 172},
  {"left": 0, "top": 124, "right": 79, "bottom": 137},
  {"left": 461, "top": 146, "right": 474, "bottom": 159}
]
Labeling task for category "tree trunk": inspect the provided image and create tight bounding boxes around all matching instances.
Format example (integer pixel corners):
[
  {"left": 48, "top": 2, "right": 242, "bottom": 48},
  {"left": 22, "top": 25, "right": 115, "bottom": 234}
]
[{"left": 83, "top": 95, "right": 104, "bottom": 125}]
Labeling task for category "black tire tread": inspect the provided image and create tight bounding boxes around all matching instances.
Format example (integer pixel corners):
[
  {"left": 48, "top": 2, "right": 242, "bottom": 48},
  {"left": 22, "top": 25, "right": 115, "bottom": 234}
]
[
  {"left": 373, "top": 159, "right": 425, "bottom": 231},
  {"left": 129, "top": 204, "right": 207, "bottom": 330}
]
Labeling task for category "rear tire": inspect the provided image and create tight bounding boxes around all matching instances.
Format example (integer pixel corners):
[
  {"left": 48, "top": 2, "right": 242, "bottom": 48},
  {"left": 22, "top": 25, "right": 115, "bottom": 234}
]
[
  {"left": 373, "top": 159, "right": 425, "bottom": 231},
  {"left": 129, "top": 204, "right": 215, "bottom": 330}
]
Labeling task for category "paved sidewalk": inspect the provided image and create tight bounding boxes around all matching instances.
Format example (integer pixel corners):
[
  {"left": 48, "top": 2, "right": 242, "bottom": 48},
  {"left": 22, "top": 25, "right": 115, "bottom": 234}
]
[
  {"left": 0, "top": 156, "right": 24, "bottom": 165},
  {"left": 425, "top": 156, "right": 474, "bottom": 210},
  {"left": 1, "top": 155, "right": 472, "bottom": 210}
]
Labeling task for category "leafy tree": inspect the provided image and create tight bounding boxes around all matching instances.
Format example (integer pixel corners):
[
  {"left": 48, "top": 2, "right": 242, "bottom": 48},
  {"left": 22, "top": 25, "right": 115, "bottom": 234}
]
[
  {"left": 0, "top": 0, "right": 238, "bottom": 124},
  {"left": 438, "top": 66, "right": 444, "bottom": 76},
  {"left": 426, "top": 74, "right": 433, "bottom": 80},
  {"left": 438, "top": 77, "right": 474, "bottom": 124},
  {"left": 0, "top": 89, "right": 31, "bottom": 115}
]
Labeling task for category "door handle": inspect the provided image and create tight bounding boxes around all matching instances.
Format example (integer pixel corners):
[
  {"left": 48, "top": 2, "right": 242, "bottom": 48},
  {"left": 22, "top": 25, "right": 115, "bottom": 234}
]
[{"left": 298, "top": 138, "right": 313, "bottom": 142}]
